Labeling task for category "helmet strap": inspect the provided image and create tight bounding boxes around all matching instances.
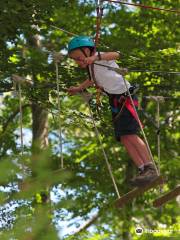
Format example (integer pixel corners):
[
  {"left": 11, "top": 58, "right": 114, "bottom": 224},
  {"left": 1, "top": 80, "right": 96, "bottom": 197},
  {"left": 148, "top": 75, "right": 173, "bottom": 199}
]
[
  {"left": 79, "top": 47, "right": 94, "bottom": 57},
  {"left": 78, "top": 48, "right": 92, "bottom": 81}
]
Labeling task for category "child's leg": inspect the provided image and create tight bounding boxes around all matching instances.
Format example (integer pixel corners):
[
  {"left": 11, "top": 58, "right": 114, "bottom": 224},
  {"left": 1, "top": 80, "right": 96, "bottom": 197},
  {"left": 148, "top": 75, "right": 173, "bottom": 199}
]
[
  {"left": 121, "top": 134, "right": 158, "bottom": 185},
  {"left": 122, "top": 134, "right": 152, "bottom": 165},
  {"left": 120, "top": 135, "right": 145, "bottom": 167}
]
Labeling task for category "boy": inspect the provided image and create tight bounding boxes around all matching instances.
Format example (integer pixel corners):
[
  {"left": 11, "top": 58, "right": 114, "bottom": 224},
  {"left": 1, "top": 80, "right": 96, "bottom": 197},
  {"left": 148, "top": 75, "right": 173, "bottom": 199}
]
[{"left": 67, "top": 36, "right": 158, "bottom": 186}]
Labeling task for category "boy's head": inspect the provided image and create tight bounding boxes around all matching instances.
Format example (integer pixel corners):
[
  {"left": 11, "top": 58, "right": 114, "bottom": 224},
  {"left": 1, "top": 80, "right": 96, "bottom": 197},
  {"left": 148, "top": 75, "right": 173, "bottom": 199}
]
[{"left": 68, "top": 36, "right": 95, "bottom": 68}]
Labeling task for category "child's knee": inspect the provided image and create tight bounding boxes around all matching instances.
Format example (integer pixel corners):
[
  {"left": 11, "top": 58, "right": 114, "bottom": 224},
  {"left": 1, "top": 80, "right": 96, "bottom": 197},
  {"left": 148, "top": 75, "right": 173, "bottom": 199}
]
[
  {"left": 120, "top": 134, "right": 135, "bottom": 144},
  {"left": 120, "top": 135, "right": 128, "bottom": 143}
]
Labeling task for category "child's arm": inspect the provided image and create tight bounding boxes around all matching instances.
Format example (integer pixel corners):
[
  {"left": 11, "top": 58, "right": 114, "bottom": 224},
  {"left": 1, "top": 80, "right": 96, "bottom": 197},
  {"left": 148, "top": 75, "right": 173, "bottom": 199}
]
[
  {"left": 67, "top": 79, "right": 93, "bottom": 95},
  {"left": 84, "top": 52, "right": 120, "bottom": 65},
  {"left": 98, "top": 52, "right": 120, "bottom": 61}
]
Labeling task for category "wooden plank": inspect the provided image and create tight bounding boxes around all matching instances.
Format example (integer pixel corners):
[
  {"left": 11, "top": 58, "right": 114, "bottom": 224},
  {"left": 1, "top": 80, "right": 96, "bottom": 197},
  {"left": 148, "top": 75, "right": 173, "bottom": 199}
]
[
  {"left": 153, "top": 186, "right": 180, "bottom": 208},
  {"left": 115, "top": 176, "right": 164, "bottom": 208}
]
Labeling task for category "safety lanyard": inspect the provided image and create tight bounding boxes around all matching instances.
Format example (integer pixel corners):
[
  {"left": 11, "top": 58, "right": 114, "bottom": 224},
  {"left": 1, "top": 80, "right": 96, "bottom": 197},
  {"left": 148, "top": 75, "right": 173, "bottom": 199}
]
[{"left": 79, "top": 47, "right": 102, "bottom": 106}]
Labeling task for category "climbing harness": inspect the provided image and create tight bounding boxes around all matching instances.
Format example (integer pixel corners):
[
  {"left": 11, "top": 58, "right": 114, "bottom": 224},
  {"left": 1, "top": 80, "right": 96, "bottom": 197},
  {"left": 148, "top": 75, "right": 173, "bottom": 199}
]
[{"left": 109, "top": 85, "right": 141, "bottom": 125}]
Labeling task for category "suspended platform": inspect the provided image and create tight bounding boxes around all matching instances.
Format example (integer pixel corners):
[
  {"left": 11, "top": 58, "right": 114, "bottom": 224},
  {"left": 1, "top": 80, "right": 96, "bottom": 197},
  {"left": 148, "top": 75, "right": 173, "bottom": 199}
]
[
  {"left": 153, "top": 185, "right": 180, "bottom": 208},
  {"left": 115, "top": 176, "right": 164, "bottom": 208}
]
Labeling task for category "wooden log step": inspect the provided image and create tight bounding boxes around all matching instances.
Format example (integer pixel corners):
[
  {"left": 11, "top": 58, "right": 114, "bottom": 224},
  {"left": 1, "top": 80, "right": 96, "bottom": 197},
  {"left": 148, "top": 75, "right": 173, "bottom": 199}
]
[
  {"left": 115, "top": 176, "right": 164, "bottom": 208},
  {"left": 153, "top": 186, "right": 180, "bottom": 208}
]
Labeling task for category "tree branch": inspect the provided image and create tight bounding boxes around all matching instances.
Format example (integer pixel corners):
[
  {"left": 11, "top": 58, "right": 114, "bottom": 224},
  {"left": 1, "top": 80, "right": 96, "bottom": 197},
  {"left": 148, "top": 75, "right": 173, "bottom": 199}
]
[
  {"left": 71, "top": 198, "right": 114, "bottom": 236},
  {"left": 72, "top": 212, "right": 100, "bottom": 235}
]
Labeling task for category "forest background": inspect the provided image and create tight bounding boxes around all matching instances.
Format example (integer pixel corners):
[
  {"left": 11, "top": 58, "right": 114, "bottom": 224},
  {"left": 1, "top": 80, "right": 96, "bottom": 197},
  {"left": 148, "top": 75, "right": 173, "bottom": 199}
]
[{"left": 0, "top": 0, "right": 179, "bottom": 239}]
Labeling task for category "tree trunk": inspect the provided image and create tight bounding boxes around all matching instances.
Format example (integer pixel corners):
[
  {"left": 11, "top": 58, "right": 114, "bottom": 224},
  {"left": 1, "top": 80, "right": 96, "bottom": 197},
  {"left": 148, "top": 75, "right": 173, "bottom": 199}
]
[
  {"left": 26, "top": 33, "right": 49, "bottom": 181},
  {"left": 27, "top": 34, "right": 49, "bottom": 150},
  {"left": 32, "top": 103, "right": 48, "bottom": 149}
]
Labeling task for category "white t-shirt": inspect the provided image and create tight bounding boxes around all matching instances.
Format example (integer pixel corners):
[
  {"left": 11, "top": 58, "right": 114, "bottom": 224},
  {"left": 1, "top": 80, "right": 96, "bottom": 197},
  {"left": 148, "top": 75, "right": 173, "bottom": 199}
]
[{"left": 89, "top": 55, "right": 131, "bottom": 94}]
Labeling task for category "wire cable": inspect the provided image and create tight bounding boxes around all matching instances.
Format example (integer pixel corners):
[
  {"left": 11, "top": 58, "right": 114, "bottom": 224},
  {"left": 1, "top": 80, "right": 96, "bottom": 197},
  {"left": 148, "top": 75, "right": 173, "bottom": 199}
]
[
  {"left": 18, "top": 82, "right": 24, "bottom": 156},
  {"left": 104, "top": 0, "right": 180, "bottom": 14},
  {"left": 55, "top": 59, "right": 64, "bottom": 169},
  {"left": 95, "top": 0, "right": 104, "bottom": 47},
  {"left": 80, "top": 91, "right": 121, "bottom": 198}
]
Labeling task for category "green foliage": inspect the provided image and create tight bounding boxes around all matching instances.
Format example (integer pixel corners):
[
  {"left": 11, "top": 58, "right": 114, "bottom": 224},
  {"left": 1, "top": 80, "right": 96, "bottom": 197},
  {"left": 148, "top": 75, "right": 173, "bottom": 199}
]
[
  {"left": 0, "top": 0, "right": 179, "bottom": 239},
  {"left": 1, "top": 205, "right": 59, "bottom": 240}
]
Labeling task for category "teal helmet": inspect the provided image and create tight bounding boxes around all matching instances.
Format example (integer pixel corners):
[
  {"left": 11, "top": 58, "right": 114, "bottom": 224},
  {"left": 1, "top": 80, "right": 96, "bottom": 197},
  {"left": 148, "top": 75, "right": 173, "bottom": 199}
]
[{"left": 68, "top": 36, "right": 95, "bottom": 53}]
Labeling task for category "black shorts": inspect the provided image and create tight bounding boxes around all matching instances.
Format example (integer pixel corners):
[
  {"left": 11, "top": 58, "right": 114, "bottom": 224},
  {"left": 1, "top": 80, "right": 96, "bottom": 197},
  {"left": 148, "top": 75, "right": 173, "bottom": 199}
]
[{"left": 108, "top": 93, "right": 140, "bottom": 141}]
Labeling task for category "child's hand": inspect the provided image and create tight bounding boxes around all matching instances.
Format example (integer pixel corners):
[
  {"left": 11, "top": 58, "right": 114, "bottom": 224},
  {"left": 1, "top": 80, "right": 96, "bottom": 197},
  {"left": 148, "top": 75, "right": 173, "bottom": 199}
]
[
  {"left": 84, "top": 55, "right": 97, "bottom": 65},
  {"left": 67, "top": 86, "right": 82, "bottom": 95}
]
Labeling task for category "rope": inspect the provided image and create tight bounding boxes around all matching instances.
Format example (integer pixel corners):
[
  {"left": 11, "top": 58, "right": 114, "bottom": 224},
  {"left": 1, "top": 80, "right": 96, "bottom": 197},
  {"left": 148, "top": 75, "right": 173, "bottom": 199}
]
[
  {"left": 80, "top": 91, "right": 120, "bottom": 198},
  {"left": 157, "top": 99, "right": 160, "bottom": 174},
  {"left": 12, "top": 75, "right": 25, "bottom": 156},
  {"left": 50, "top": 25, "right": 77, "bottom": 36},
  {"left": 54, "top": 53, "right": 64, "bottom": 169},
  {"left": 12, "top": 74, "right": 27, "bottom": 177},
  {"left": 128, "top": 70, "right": 180, "bottom": 75},
  {"left": 93, "top": 62, "right": 180, "bottom": 75},
  {"left": 48, "top": 25, "right": 180, "bottom": 75},
  {"left": 95, "top": 0, "right": 104, "bottom": 47},
  {"left": 144, "top": 96, "right": 165, "bottom": 174},
  {"left": 18, "top": 82, "right": 24, "bottom": 156},
  {"left": 122, "top": 78, "right": 159, "bottom": 175},
  {"left": 49, "top": 24, "right": 120, "bottom": 59},
  {"left": 145, "top": 96, "right": 166, "bottom": 195},
  {"left": 67, "top": 57, "right": 179, "bottom": 75},
  {"left": 87, "top": 1, "right": 104, "bottom": 107},
  {"left": 144, "top": 96, "right": 174, "bottom": 100},
  {"left": 105, "top": 0, "right": 180, "bottom": 14}
]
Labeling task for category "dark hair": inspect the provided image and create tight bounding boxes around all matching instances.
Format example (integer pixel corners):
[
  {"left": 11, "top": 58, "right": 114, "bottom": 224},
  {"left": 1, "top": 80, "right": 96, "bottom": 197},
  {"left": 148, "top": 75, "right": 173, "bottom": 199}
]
[{"left": 81, "top": 46, "right": 95, "bottom": 56}]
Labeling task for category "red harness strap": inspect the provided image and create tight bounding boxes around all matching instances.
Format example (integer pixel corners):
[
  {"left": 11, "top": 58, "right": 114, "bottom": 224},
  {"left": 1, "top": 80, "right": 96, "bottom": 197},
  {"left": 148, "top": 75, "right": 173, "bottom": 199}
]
[{"left": 125, "top": 97, "right": 144, "bottom": 128}]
